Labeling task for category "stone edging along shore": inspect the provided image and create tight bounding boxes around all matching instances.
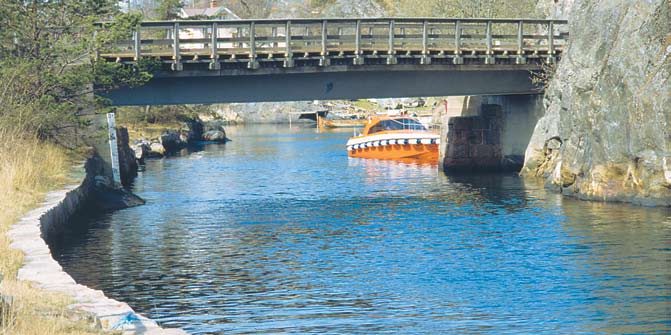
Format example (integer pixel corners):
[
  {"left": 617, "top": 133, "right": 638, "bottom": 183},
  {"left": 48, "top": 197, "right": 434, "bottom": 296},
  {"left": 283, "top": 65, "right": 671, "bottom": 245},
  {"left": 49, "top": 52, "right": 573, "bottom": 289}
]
[{"left": 6, "top": 164, "right": 188, "bottom": 335}]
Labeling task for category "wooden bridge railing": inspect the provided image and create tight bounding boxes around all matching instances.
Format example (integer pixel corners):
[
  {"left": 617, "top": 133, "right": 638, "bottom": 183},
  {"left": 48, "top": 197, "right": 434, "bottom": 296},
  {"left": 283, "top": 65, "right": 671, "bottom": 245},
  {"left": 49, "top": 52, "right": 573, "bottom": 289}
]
[{"left": 96, "top": 18, "right": 568, "bottom": 71}]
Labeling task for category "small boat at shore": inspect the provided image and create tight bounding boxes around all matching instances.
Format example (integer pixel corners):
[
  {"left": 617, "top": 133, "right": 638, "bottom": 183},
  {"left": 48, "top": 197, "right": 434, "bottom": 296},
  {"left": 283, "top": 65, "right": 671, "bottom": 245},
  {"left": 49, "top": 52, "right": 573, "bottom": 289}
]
[
  {"left": 346, "top": 116, "right": 440, "bottom": 163},
  {"left": 318, "top": 118, "right": 368, "bottom": 128}
]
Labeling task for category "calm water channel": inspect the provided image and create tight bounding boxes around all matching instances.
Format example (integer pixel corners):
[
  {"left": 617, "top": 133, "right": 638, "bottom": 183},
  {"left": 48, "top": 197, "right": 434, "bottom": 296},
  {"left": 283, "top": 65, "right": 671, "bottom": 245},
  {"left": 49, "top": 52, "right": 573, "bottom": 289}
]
[{"left": 54, "top": 125, "right": 671, "bottom": 334}]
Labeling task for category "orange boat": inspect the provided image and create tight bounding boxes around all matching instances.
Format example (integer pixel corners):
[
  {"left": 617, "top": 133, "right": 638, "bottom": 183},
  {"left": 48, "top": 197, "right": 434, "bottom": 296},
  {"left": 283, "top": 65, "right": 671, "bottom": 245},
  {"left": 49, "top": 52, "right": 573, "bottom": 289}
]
[{"left": 346, "top": 116, "right": 440, "bottom": 164}]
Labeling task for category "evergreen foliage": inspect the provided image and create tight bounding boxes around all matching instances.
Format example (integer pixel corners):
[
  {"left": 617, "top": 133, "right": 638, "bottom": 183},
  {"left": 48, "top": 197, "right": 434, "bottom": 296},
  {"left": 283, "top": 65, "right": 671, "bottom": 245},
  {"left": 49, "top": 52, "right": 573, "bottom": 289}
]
[{"left": 0, "top": 1, "right": 157, "bottom": 145}]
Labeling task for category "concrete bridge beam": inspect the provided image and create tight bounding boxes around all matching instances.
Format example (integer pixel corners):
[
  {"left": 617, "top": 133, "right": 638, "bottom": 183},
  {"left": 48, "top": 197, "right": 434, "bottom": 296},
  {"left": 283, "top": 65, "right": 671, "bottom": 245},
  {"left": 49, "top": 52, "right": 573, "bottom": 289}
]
[{"left": 101, "top": 65, "right": 541, "bottom": 106}]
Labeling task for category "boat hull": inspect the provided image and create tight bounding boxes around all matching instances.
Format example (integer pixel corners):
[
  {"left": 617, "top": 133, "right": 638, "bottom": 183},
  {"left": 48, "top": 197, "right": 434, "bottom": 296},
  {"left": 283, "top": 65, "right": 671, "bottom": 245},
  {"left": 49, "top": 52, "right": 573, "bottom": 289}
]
[
  {"left": 348, "top": 143, "right": 439, "bottom": 163},
  {"left": 346, "top": 133, "right": 440, "bottom": 164}
]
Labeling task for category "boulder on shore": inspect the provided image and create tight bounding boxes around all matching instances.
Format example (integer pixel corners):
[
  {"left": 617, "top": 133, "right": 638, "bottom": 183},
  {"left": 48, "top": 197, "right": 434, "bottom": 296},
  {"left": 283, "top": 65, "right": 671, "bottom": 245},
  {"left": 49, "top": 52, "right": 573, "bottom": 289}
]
[
  {"left": 116, "top": 127, "right": 138, "bottom": 186},
  {"left": 86, "top": 154, "right": 145, "bottom": 211},
  {"left": 159, "top": 130, "right": 184, "bottom": 152},
  {"left": 127, "top": 119, "right": 229, "bottom": 164},
  {"left": 148, "top": 142, "right": 166, "bottom": 158},
  {"left": 182, "top": 119, "right": 204, "bottom": 142},
  {"left": 203, "top": 130, "right": 227, "bottom": 142}
]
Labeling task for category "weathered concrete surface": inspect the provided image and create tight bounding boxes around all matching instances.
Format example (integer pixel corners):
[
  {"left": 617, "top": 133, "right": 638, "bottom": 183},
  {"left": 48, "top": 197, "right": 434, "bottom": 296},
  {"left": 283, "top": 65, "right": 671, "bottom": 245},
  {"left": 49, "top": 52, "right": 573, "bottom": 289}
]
[
  {"left": 438, "top": 96, "right": 484, "bottom": 166},
  {"left": 439, "top": 95, "right": 542, "bottom": 172},
  {"left": 443, "top": 105, "right": 503, "bottom": 172},
  {"left": 483, "top": 95, "right": 544, "bottom": 169},
  {"left": 522, "top": 0, "right": 671, "bottom": 206},
  {"left": 6, "top": 164, "right": 187, "bottom": 335}
]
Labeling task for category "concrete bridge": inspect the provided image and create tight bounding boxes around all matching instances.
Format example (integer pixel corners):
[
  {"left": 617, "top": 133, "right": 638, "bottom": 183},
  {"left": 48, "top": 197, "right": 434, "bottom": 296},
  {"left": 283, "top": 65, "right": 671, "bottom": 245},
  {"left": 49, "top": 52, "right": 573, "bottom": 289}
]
[{"left": 97, "top": 18, "right": 567, "bottom": 106}]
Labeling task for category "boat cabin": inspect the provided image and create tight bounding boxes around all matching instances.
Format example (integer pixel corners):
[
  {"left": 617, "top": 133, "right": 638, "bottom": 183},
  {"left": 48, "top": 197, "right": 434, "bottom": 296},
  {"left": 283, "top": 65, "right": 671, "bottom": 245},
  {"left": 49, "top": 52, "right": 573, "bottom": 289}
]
[{"left": 364, "top": 117, "right": 428, "bottom": 135}]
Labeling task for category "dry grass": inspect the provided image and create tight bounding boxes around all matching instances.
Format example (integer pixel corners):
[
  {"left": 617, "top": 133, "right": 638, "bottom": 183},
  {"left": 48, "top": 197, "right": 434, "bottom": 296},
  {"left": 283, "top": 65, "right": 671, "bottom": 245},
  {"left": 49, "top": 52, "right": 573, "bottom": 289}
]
[
  {"left": 123, "top": 122, "right": 177, "bottom": 142},
  {"left": 0, "top": 127, "right": 108, "bottom": 335}
]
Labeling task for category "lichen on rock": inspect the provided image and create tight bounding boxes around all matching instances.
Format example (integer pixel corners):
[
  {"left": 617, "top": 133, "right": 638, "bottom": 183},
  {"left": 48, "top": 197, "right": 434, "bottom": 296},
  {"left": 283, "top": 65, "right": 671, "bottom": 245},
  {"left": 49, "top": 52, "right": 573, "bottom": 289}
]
[{"left": 522, "top": 0, "right": 671, "bottom": 206}]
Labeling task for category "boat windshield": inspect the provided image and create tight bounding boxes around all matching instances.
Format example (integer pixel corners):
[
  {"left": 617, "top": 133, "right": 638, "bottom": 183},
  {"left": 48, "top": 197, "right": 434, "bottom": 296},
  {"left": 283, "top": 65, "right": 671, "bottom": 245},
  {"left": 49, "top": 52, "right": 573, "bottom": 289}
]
[{"left": 368, "top": 118, "right": 427, "bottom": 134}]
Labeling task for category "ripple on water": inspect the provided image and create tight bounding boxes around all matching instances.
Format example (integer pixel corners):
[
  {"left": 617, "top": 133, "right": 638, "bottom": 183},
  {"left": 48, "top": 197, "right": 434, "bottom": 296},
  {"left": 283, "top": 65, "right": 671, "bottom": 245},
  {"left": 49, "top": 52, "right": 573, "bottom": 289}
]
[{"left": 54, "top": 125, "right": 671, "bottom": 334}]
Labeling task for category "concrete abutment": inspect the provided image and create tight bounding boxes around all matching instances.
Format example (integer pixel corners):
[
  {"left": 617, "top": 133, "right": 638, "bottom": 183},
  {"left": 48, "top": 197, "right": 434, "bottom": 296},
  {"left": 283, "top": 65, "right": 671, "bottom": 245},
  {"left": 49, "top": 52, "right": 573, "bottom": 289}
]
[{"left": 439, "top": 94, "right": 543, "bottom": 173}]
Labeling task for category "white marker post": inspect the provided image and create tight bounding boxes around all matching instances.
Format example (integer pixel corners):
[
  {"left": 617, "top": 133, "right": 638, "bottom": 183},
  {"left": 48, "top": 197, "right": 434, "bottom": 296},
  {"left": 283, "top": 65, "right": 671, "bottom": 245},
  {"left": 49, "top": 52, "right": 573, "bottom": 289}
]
[{"left": 106, "top": 113, "right": 121, "bottom": 188}]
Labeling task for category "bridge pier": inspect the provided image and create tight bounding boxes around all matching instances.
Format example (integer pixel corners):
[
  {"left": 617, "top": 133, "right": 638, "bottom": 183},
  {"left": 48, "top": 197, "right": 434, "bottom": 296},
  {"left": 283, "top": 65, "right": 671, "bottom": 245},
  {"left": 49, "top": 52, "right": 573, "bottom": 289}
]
[{"left": 440, "top": 94, "right": 543, "bottom": 173}]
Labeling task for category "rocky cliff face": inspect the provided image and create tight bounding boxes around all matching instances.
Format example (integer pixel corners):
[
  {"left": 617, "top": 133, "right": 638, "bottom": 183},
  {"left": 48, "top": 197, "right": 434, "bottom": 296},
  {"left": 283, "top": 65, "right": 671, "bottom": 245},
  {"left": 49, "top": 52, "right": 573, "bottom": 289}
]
[{"left": 523, "top": 0, "right": 671, "bottom": 206}]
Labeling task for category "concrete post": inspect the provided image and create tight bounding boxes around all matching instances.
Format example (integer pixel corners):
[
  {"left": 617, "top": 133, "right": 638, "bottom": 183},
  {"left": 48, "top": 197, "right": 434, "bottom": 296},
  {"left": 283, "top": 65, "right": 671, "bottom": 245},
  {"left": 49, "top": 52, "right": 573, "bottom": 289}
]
[
  {"left": 516, "top": 20, "right": 526, "bottom": 65},
  {"left": 421, "top": 20, "right": 431, "bottom": 65},
  {"left": 485, "top": 21, "right": 494, "bottom": 64},
  {"left": 320, "top": 20, "right": 330, "bottom": 66},
  {"left": 248, "top": 22, "right": 259, "bottom": 69},
  {"left": 354, "top": 20, "right": 363, "bottom": 65},
  {"left": 106, "top": 113, "right": 121, "bottom": 188},
  {"left": 172, "top": 22, "right": 182, "bottom": 71},
  {"left": 284, "top": 21, "right": 294, "bottom": 68},
  {"left": 210, "top": 22, "right": 220, "bottom": 70},
  {"left": 387, "top": 20, "right": 397, "bottom": 65},
  {"left": 453, "top": 20, "right": 463, "bottom": 65}
]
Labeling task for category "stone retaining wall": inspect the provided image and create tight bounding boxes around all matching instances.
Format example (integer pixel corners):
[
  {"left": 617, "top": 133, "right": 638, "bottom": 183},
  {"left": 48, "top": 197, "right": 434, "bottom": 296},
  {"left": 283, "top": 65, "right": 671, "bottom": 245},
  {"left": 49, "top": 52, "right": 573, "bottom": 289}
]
[
  {"left": 7, "top": 159, "right": 187, "bottom": 335},
  {"left": 443, "top": 106, "right": 503, "bottom": 172}
]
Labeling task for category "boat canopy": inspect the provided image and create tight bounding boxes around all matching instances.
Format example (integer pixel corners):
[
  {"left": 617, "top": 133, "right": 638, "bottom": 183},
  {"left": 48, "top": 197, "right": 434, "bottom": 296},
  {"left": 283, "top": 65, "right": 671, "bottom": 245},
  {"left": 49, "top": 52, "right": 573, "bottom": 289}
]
[{"left": 367, "top": 118, "right": 427, "bottom": 134}]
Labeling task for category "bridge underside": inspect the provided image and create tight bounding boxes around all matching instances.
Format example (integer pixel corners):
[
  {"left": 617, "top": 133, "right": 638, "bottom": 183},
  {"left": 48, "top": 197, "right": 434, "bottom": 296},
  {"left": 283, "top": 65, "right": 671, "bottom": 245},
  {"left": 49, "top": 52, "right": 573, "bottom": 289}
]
[{"left": 101, "top": 64, "right": 541, "bottom": 106}]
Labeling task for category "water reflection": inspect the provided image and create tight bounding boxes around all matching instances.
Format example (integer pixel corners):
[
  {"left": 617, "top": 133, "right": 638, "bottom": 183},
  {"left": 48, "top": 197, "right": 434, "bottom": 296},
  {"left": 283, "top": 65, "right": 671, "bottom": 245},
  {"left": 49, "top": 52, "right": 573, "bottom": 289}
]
[{"left": 54, "top": 125, "right": 671, "bottom": 334}]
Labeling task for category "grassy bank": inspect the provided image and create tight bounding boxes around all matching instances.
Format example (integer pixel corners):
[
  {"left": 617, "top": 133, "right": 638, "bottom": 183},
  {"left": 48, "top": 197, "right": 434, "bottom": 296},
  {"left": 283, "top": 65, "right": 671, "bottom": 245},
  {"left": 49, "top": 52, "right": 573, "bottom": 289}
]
[
  {"left": 122, "top": 121, "right": 183, "bottom": 143},
  {"left": 0, "top": 128, "right": 108, "bottom": 335}
]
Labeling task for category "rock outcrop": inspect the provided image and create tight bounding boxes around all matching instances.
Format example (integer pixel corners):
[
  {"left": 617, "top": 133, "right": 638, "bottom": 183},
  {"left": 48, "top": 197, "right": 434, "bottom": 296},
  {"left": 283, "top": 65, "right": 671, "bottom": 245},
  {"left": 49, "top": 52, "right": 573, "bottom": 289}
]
[
  {"left": 86, "top": 155, "right": 145, "bottom": 211},
  {"left": 131, "top": 118, "right": 228, "bottom": 161},
  {"left": 523, "top": 0, "right": 671, "bottom": 206}
]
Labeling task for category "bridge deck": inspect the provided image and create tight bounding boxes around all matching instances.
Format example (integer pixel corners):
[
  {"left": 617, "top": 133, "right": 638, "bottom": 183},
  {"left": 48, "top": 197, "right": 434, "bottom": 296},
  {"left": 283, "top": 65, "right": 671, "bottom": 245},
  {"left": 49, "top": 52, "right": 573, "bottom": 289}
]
[
  {"left": 97, "top": 18, "right": 567, "bottom": 71},
  {"left": 96, "top": 18, "right": 567, "bottom": 105}
]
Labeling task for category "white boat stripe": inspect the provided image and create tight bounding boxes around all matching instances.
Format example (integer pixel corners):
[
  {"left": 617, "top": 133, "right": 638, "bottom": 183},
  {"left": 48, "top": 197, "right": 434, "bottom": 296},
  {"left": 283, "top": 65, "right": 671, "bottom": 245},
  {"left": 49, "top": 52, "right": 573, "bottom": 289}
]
[{"left": 346, "top": 132, "right": 440, "bottom": 146}]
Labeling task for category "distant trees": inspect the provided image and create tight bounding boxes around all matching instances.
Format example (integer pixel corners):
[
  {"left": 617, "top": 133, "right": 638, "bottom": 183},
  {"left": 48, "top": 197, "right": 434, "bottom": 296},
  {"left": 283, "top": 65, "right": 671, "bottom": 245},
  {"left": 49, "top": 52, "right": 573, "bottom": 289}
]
[
  {"left": 123, "top": 0, "right": 540, "bottom": 20},
  {"left": 173, "top": 0, "right": 277, "bottom": 19},
  {"left": 304, "top": 0, "right": 539, "bottom": 18},
  {"left": 125, "top": 0, "right": 184, "bottom": 19},
  {"left": 389, "top": 0, "right": 538, "bottom": 17},
  {"left": 154, "top": 0, "right": 184, "bottom": 19}
]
